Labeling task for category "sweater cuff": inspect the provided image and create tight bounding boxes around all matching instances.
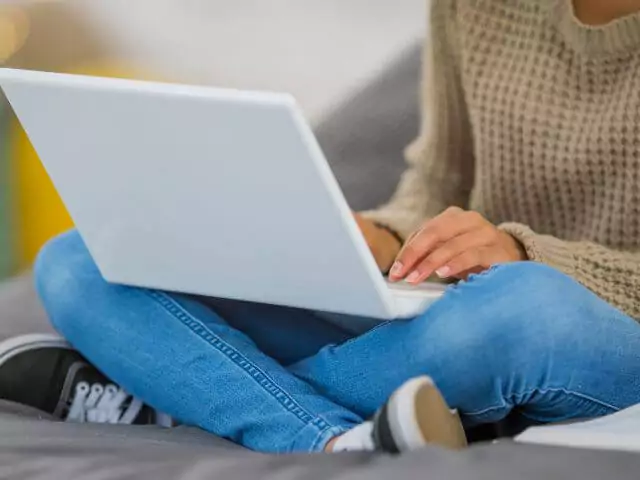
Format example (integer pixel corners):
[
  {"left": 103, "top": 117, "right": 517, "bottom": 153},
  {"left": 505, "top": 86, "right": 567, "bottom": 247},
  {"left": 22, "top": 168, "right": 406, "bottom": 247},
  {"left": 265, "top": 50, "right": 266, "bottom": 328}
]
[{"left": 498, "top": 222, "right": 580, "bottom": 277}]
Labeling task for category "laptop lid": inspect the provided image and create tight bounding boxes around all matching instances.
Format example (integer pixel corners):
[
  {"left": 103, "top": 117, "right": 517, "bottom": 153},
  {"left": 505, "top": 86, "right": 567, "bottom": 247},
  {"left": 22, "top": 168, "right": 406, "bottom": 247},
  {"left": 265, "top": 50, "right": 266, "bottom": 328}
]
[{"left": 0, "top": 69, "right": 395, "bottom": 318}]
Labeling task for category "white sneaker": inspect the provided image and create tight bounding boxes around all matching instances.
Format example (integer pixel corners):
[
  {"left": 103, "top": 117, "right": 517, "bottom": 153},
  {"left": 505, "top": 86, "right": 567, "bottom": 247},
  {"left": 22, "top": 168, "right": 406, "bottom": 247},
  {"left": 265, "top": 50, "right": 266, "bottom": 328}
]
[{"left": 333, "top": 376, "right": 467, "bottom": 453}]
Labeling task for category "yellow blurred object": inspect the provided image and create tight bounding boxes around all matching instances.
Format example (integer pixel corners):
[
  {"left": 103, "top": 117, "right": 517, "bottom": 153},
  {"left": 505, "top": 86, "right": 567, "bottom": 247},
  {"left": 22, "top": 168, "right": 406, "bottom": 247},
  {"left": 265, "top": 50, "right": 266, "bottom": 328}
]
[
  {"left": 0, "top": 7, "right": 30, "bottom": 63},
  {"left": 12, "top": 121, "right": 73, "bottom": 266},
  {"left": 13, "top": 63, "right": 145, "bottom": 267}
]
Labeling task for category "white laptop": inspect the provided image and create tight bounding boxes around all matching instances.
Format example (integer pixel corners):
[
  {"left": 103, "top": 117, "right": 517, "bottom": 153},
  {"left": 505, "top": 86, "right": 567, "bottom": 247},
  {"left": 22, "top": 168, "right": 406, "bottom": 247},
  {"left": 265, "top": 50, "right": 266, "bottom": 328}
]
[{"left": 0, "top": 68, "right": 446, "bottom": 320}]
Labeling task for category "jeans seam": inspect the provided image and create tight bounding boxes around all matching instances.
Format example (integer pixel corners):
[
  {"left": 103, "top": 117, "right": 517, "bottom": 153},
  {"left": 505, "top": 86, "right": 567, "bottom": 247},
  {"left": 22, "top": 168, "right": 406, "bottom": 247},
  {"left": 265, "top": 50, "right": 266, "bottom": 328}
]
[
  {"left": 464, "top": 386, "right": 620, "bottom": 418},
  {"left": 336, "top": 320, "right": 396, "bottom": 349},
  {"left": 146, "top": 291, "right": 333, "bottom": 434}
]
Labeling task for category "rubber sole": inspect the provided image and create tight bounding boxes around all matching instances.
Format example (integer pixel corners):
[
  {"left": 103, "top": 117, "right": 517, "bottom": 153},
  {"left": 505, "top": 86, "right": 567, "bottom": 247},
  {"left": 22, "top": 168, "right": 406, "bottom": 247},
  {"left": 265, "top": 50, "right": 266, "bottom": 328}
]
[
  {"left": 414, "top": 377, "right": 468, "bottom": 450},
  {"left": 388, "top": 376, "right": 468, "bottom": 451},
  {"left": 0, "top": 333, "right": 71, "bottom": 368}
]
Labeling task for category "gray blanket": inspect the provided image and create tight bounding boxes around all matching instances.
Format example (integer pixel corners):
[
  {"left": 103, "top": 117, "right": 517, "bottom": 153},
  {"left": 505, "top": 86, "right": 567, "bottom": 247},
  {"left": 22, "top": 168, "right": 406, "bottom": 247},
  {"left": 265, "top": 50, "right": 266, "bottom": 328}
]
[{"left": 0, "top": 400, "right": 639, "bottom": 480}]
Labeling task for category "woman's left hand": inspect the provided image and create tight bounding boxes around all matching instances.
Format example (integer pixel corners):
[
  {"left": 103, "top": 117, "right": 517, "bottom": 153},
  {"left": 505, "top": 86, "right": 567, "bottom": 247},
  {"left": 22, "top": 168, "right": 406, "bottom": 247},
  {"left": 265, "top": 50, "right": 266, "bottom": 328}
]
[{"left": 389, "top": 207, "right": 527, "bottom": 284}]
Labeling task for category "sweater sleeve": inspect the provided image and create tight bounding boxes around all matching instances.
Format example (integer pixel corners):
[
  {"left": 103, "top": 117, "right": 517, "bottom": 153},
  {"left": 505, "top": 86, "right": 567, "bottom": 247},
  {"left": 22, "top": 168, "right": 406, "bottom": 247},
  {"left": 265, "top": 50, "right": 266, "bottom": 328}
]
[
  {"left": 500, "top": 222, "right": 640, "bottom": 320},
  {"left": 361, "top": 0, "right": 475, "bottom": 239}
]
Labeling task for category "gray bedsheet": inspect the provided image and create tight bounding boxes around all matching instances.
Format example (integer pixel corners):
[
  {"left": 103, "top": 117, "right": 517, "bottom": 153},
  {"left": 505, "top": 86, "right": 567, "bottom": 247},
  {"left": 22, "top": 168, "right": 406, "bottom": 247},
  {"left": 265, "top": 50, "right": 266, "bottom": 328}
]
[
  {"left": 1, "top": 42, "right": 639, "bottom": 479},
  {"left": 0, "top": 400, "right": 639, "bottom": 480}
]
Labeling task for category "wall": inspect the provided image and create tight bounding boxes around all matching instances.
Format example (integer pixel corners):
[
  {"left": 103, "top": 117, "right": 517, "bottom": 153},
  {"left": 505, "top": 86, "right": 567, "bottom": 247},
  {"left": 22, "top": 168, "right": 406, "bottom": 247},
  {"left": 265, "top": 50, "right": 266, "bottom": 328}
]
[{"left": 65, "top": 0, "right": 426, "bottom": 121}]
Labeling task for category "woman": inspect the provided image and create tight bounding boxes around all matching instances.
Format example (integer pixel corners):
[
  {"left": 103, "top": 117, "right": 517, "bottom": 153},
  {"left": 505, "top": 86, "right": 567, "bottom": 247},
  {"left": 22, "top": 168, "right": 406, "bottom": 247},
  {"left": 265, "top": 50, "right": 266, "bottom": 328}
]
[{"left": 25, "top": 0, "right": 640, "bottom": 454}]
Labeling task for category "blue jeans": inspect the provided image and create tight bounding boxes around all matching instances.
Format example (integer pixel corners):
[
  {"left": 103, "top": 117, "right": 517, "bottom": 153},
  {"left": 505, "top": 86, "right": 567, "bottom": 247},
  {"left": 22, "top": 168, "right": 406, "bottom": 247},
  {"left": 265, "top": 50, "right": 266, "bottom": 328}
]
[{"left": 35, "top": 230, "right": 640, "bottom": 453}]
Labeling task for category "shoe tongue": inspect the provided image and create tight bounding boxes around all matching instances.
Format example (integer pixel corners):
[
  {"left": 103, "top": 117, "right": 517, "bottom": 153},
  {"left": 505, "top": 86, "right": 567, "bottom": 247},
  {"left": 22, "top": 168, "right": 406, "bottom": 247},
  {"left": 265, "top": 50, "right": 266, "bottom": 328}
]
[
  {"left": 51, "top": 355, "right": 110, "bottom": 417},
  {"left": 68, "top": 362, "right": 110, "bottom": 389},
  {"left": 53, "top": 354, "right": 155, "bottom": 425},
  {"left": 59, "top": 362, "right": 154, "bottom": 425}
]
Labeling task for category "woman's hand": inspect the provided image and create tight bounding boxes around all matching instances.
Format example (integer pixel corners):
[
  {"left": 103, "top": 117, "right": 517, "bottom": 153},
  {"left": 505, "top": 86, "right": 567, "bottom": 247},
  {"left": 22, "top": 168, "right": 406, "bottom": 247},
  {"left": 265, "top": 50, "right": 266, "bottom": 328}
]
[
  {"left": 354, "top": 214, "right": 403, "bottom": 273},
  {"left": 389, "top": 207, "right": 527, "bottom": 284}
]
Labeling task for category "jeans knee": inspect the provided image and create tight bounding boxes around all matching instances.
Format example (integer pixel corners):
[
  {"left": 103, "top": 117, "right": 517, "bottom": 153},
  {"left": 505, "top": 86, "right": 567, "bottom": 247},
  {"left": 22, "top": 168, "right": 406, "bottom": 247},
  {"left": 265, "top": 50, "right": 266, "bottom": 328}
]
[
  {"left": 460, "top": 262, "right": 596, "bottom": 326},
  {"left": 34, "top": 229, "right": 104, "bottom": 336},
  {"left": 473, "top": 262, "right": 583, "bottom": 304},
  {"left": 423, "top": 262, "right": 599, "bottom": 375}
]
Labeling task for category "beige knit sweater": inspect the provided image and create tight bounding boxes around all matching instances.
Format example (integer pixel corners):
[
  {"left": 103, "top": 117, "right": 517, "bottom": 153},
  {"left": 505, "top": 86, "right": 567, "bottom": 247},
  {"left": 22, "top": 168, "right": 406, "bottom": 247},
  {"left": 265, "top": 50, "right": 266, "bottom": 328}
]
[{"left": 365, "top": 0, "right": 640, "bottom": 320}]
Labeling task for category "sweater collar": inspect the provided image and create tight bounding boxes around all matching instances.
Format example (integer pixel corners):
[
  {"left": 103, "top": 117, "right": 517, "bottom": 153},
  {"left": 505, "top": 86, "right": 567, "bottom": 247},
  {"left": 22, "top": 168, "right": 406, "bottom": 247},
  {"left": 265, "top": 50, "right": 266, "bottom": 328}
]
[{"left": 554, "top": 0, "right": 640, "bottom": 57}]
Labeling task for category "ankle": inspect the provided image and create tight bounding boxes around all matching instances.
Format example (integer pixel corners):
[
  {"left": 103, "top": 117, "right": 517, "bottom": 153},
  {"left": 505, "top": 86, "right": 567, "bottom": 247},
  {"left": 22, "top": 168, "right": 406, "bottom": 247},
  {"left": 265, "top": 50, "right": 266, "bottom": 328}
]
[{"left": 324, "top": 437, "right": 339, "bottom": 453}]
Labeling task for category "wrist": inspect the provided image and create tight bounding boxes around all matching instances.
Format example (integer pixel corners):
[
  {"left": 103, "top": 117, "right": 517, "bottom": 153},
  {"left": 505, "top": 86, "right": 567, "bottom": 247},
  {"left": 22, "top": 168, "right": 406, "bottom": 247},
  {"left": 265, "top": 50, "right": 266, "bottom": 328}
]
[
  {"left": 503, "top": 232, "right": 528, "bottom": 261},
  {"left": 373, "top": 222, "right": 404, "bottom": 248}
]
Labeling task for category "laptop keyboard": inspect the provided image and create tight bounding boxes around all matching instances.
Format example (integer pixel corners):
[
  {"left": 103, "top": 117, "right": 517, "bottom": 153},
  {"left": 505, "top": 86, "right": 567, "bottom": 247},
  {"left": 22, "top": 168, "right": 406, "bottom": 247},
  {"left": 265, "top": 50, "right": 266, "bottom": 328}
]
[{"left": 385, "top": 280, "right": 448, "bottom": 297}]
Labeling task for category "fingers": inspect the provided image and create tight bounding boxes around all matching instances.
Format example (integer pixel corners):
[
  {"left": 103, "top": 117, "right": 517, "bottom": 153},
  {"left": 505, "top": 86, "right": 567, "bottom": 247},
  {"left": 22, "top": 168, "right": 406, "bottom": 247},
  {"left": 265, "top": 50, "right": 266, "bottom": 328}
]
[
  {"left": 403, "top": 228, "right": 495, "bottom": 283},
  {"left": 390, "top": 208, "right": 485, "bottom": 281}
]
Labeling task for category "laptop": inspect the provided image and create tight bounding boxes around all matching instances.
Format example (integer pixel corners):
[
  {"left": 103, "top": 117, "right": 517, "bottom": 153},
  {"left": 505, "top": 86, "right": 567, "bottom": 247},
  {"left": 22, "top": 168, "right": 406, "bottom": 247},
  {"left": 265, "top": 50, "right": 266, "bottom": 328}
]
[{"left": 0, "top": 68, "right": 446, "bottom": 320}]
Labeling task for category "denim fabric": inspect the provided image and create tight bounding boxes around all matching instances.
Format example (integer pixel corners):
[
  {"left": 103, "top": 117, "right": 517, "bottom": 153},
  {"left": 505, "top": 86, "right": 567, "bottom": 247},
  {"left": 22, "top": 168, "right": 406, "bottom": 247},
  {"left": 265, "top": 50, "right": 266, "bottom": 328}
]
[{"left": 35, "top": 230, "right": 640, "bottom": 453}]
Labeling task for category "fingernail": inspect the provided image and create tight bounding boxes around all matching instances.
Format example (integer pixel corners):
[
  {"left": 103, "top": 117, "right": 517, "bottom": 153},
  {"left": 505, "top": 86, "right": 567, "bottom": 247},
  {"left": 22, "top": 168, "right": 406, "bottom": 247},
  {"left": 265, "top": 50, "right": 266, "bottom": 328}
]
[
  {"left": 390, "top": 261, "right": 403, "bottom": 276},
  {"left": 406, "top": 271, "right": 421, "bottom": 283},
  {"left": 436, "top": 266, "right": 451, "bottom": 278}
]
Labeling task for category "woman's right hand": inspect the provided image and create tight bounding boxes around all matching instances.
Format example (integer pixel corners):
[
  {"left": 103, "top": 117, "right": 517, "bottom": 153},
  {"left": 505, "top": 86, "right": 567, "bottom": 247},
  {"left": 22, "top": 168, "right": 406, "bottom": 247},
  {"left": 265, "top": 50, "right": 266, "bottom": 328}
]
[{"left": 354, "top": 214, "right": 403, "bottom": 273}]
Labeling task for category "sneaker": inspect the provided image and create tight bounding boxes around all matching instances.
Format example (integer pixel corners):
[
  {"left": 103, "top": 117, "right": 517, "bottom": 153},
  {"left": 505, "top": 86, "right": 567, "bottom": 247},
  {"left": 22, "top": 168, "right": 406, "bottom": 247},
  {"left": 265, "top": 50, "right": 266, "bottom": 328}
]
[
  {"left": 332, "top": 376, "right": 467, "bottom": 453},
  {"left": 0, "top": 334, "right": 171, "bottom": 426}
]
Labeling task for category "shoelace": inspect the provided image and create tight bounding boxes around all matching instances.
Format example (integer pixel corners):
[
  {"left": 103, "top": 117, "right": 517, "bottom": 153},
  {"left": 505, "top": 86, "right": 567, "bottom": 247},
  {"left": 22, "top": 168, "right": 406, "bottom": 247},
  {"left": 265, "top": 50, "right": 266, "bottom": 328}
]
[{"left": 66, "top": 382, "right": 143, "bottom": 424}]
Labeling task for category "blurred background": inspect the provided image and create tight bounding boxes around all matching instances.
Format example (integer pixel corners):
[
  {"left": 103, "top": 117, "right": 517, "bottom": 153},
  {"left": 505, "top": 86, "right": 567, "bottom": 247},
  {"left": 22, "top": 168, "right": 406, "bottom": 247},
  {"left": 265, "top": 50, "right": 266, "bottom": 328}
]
[{"left": 0, "top": 0, "right": 425, "bottom": 281}]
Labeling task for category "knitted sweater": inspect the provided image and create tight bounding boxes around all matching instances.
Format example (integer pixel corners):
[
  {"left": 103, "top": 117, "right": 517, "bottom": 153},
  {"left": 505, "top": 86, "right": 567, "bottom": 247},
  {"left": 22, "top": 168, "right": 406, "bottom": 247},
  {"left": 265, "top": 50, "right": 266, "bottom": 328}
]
[{"left": 364, "top": 0, "right": 640, "bottom": 320}]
